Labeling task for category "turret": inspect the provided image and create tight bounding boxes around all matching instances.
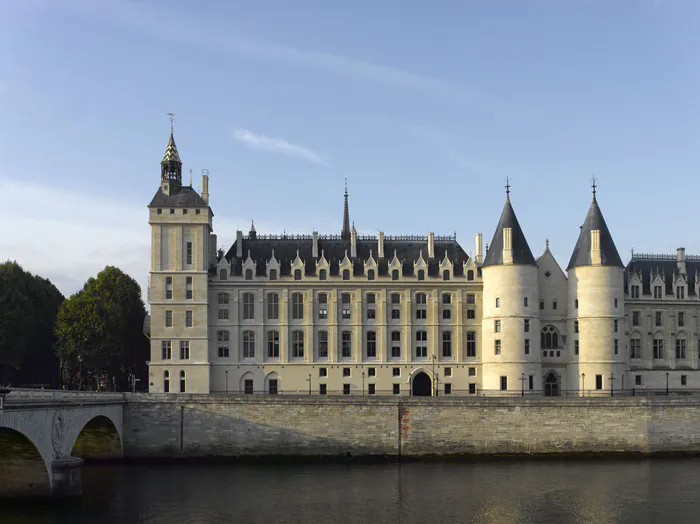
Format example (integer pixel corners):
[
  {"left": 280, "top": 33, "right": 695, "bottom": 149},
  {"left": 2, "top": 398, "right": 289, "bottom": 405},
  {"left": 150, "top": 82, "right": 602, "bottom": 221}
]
[
  {"left": 566, "top": 181, "right": 625, "bottom": 395},
  {"left": 481, "top": 181, "right": 541, "bottom": 394}
]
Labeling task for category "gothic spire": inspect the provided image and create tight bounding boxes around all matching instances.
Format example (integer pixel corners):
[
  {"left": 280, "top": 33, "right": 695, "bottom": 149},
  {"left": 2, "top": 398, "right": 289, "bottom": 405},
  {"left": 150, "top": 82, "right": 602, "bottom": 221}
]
[
  {"left": 161, "top": 116, "right": 182, "bottom": 193},
  {"left": 341, "top": 178, "right": 351, "bottom": 240}
]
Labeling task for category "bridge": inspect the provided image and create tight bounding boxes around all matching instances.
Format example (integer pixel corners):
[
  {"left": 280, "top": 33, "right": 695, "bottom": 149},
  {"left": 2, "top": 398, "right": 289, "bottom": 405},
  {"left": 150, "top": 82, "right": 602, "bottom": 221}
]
[{"left": 0, "top": 389, "right": 124, "bottom": 498}]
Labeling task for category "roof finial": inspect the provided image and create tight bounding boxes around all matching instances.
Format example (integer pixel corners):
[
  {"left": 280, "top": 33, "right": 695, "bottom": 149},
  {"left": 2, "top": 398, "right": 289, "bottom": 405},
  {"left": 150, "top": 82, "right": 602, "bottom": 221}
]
[
  {"left": 341, "top": 179, "right": 351, "bottom": 240},
  {"left": 591, "top": 174, "right": 597, "bottom": 197},
  {"left": 189, "top": 168, "right": 193, "bottom": 186},
  {"left": 505, "top": 177, "right": 511, "bottom": 200},
  {"left": 546, "top": 238, "right": 549, "bottom": 250},
  {"left": 168, "top": 112, "right": 175, "bottom": 134}
]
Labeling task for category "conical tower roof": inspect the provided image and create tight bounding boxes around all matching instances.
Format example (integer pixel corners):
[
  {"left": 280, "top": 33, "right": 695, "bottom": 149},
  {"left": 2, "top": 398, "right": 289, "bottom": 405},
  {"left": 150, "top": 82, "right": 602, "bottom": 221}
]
[
  {"left": 162, "top": 131, "right": 182, "bottom": 164},
  {"left": 567, "top": 193, "right": 623, "bottom": 270},
  {"left": 482, "top": 195, "right": 536, "bottom": 267}
]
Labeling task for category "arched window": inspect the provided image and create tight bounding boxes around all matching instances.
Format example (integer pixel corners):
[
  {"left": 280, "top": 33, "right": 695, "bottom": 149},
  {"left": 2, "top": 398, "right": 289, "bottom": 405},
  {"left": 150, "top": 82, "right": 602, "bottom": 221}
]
[
  {"left": 541, "top": 325, "right": 560, "bottom": 349},
  {"left": 342, "top": 269, "right": 350, "bottom": 281},
  {"left": 163, "top": 370, "right": 170, "bottom": 393},
  {"left": 219, "top": 269, "right": 227, "bottom": 280},
  {"left": 294, "top": 269, "right": 302, "bottom": 281},
  {"left": 245, "top": 268, "right": 253, "bottom": 280},
  {"left": 392, "top": 269, "right": 399, "bottom": 281},
  {"left": 495, "top": 297, "right": 500, "bottom": 308},
  {"left": 269, "top": 268, "right": 277, "bottom": 281},
  {"left": 443, "top": 270, "right": 450, "bottom": 281},
  {"left": 467, "top": 270, "right": 474, "bottom": 281},
  {"left": 179, "top": 370, "right": 186, "bottom": 393},
  {"left": 319, "top": 269, "right": 327, "bottom": 281},
  {"left": 243, "top": 331, "right": 255, "bottom": 358},
  {"left": 368, "top": 269, "right": 375, "bottom": 281},
  {"left": 418, "top": 270, "right": 425, "bottom": 281}
]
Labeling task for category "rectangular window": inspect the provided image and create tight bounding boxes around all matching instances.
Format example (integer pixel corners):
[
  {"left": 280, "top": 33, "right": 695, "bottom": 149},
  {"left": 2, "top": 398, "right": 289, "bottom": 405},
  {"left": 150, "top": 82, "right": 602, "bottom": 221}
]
[
  {"left": 391, "top": 331, "right": 401, "bottom": 358},
  {"left": 635, "top": 375, "right": 642, "bottom": 386},
  {"left": 292, "top": 293, "right": 304, "bottom": 320},
  {"left": 653, "top": 339, "right": 664, "bottom": 359},
  {"left": 466, "top": 294, "right": 475, "bottom": 305},
  {"left": 292, "top": 331, "right": 304, "bottom": 358},
  {"left": 368, "top": 368, "right": 376, "bottom": 377},
  {"left": 185, "top": 277, "right": 193, "bottom": 300},
  {"left": 244, "top": 379, "right": 253, "bottom": 395},
  {"left": 442, "top": 309, "right": 451, "bottom": 320},
  {"left": 185, "top": 310, "right": 193, "bottom": 327},
  {"left": 630, "top": 339, "right": 641, "bottom": 359},
  {"left": 468, "top": 367, "right": 476, "bottom": 377},
  {"left": 524, "top": 319, "right": 530, "bottom": 333},
  {"left": 186, "top": 242, "right": 193, "bottom": 265},
  {"left": 500, "top": 376, "right": 507, "bottom": 391},
  {"left": 218, "top": 346, "right": 229, "bottom": 358},
  {"left": 539, "top": 299, "right": 544, "bottom": 310},
  {"left": 368, "top": 384, "right": 376, "bottom": 395},
  {"left": 614, "top": 320, "right": 618, "bottom": 333},
  {"left": 469, "top": 383, "right": 476, "bottom": 394},
  {"left": 161, "top": 340, "right": 172, "bottom": 360},
  {"left": 678, "top": 311, "right": 685, "bottom": 327},
  {"left": 655, "top": 311, "right": 662, "bottom": 326},
  {"left": 494, "top": 320, "right": 501, "bottom": 333},
  {"left": 467, "top": 332, "right": 476, "bottom": 357},
  {"left": 614, "top": 298, "right": 618, "bottom": 308},
  {"left": 574, "top": 340, "right": 579, "bottom": 355},
  {"left": 391, "top": 293, "right": 401, "bottom": 304},
  {"left": 632, "top": 311, "right": 640, "bottom": 326},
  {"left": 243, "top": 331, "right": 255, "bottom": 358},
  {"left": 392, "top": 368, "right": 400, "bottom": 377},
  {"left": 319, "top": 306, "right": 328, "bottom": 320},
  {"left": 165, "top": 310, "right": 173, "bottom": 327},
  {"left": 467, "top": 309, "right": 476, "bottom": 319},
  {"left": 444, "top": 383, "right": 452, "bottom": 395},
  {"left": 677, "top": 286, "right": 685, "bottom": 299},
  {"left": 654, "top": 286, "right": 663, "bottom": 299},
  {"left": 442, "top": 331, "right": 452, "bottom": 358},
  {"left": 444, "top": 367, "right": 452, "bottom": 377},
  {"left": 676, "top": 339, "right": 686, "bottom": 359},
  {"left": 367, "top": 293, "right": 376, "bottom": 304},
  {"left": 552, "top": 300, "right": 557, "bottom": 310},
  {"left": 218, "top": 292, "right": 229, "bottom": 305},
  {"left": 342, "top": 331, "right": 352, "bottom": 358},
  {"left": 268, "top": 379, "right": 278, "bottom": 395},
  {"left": 416, "top": 309, "right": 426, "bottom": 320},
  {"left": 524, "top": 297, "right": 528, "bottom": 307},
  {"left": 681, "top": 375, "right": 688, "bottom": 386},
  {"left": 179, "top": 340, "right": 190, "bottom": 360},
  {"left": 595, "top": 375, "right": 603, "bottom": 390},
  {"left": 524, "top": 339, "right": 530, "bottom": 355},
  {"left": 243, "top": 293, "right": 255, "bottom": 320},
  {"left": 342, "top": 307, "right": 351, "bottom": 319},
  {"left": 319, "top": 368, "right": 327, "bottom": 377},
  {"left": 442, "top": 293, "right": 451, "bottom": 305},
  {"left": 217, "top": 330, "right": 229, "bottom": 358},
  {"left": 343, "top": 367, "right": 351, "bottom": 377},
  {"left": 218, "top": 308, "right": 229, "bottom": 320},
  {"left": 392, "top": 309, "right": 400, "bottom": 319},
  {"left": 631, "top": 285, "right": 640, "bottom": 298},
  {"left": 416, "top": 330, "right": 427, "bottom": 358},
  {"left": 574, "top": 320, "right": 579, "bottom": 333},
  {"left": 318, "top": 331, "right": 329, "bottom": 358},
  {"left": 393, "top": 384, "right": 400, "bottom": 395},
  {"left": 343, "top": 384, "right": 351, "bottom": 395},
  {"left": 494, "top": 339, "right": 501, "bottom": 355},
  {"left": 319, "top": 384, "right": 327, "bottom": 395},
  {"left": 367, "top": 308, "right": 376, "bottom": 320},
  {"left": 267, "top": 331, "right": 279, "bottom": 358},
  {"left": 528, "top": 375, "right": 534, "bottom": 390},
  {"left": 165, "top": 276, "right": 173, "bottom": 299},
  {"left": 366, "top": 331, "right": 377, "bottom": 358},
  {"left": 614, "top": 339, "right": 619, "bottom": 354},
  {"left": 267, "top": 293, "right": 279, "bottom": 320}
]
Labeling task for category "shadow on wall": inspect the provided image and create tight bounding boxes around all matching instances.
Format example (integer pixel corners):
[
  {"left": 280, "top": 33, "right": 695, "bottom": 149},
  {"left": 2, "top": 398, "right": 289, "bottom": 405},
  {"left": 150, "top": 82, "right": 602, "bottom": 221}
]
[
  {"left": 72, "top": 416, "right": 122, "bottom": 461},
  {"left": 0, "top": 428, "right": 51, "bottom": 498}
]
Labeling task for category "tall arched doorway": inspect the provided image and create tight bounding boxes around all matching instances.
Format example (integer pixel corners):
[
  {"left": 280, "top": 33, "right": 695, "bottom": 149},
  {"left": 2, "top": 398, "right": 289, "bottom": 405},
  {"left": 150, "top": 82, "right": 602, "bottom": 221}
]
[
  {"left": 544, "top": 371, "right": 560, "bottom": 397},
  {"left": 412, "top": 372, "right": 432, "bottom": 396}
]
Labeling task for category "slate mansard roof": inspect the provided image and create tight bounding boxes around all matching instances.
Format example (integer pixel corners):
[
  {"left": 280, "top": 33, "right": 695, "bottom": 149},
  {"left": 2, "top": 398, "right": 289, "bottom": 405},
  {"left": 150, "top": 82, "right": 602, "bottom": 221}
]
[
  {"left": 567, "top": 195, "right": 623, "bottom": 270},
  {"left": 482, "top": 197, "right": 536, "bottom": 267},
  {"left": 223, "top": 235, "right": 471, "bottom": 278},
  {"left": 625, "top": 254, "right": 700, "bottom": 297},
  {"left": 148, "top": 186, "right": 210, "bottom": 208}
]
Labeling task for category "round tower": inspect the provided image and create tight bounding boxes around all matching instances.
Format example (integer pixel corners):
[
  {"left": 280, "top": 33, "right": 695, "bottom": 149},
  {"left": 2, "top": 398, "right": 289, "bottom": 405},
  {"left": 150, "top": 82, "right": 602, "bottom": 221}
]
[
  {"left": 566, "top": 184, "right": 626, "bottom": 395},
  {"left": 481, "top": 186, "right": 541, "bottom": 394}
]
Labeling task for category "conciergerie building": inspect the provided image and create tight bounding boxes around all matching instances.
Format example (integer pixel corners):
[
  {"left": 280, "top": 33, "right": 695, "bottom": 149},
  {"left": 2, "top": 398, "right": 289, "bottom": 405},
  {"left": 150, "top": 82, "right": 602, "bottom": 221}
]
[{"left": 146, "top": 128, "right": 700, "bottom": 396}]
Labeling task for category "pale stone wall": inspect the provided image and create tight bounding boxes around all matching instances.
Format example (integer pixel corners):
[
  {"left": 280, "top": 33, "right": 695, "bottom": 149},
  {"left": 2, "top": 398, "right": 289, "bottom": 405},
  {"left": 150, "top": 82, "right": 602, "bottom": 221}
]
[{"left": 122, "top": 395, "right": 700, "bottom": 457}]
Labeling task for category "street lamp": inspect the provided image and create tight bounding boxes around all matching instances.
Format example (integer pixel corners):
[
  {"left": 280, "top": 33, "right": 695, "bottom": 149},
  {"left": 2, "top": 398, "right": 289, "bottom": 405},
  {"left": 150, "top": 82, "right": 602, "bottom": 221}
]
[
  {"left": 435, "top": 374, "right": 440, "bottom": 397},
  {"left": 225, "top": 370, "right": 228, "bottom": 394},
  {"left": 519, "top": 373, "right": 525, "bottom": 397},
  {"left": 666, "top": 371, "right": 669, "bottom": 396},
  {"left": 78, "top": 354, "right": 83, "bottom": 390},
  {"left": 307, "top": 373, "right": 312, "bottom": 396},
  {"left": 609, "top": 373, "right": 615, "bottom": 397},
  {"left": 362, "top": 372, "right": 365, "bottom": 396},
  {"left": 581, "top": 373, "right": 585, "bottom": 397}
]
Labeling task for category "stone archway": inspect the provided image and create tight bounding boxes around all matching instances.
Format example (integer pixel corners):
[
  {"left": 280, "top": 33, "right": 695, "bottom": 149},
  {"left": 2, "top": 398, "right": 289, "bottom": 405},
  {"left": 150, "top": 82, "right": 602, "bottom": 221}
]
[
  {"left": 71, "top": 415, "right": 122, "bottom": 460},
  {"left": 412, "top": 372, "right": 432, "bottom": 396},
  {"left": 0, "top": 427, "right": 51, "bottom": 497},
  {"left": 544, "top": 371, "right": 560, "bottom": 397}
]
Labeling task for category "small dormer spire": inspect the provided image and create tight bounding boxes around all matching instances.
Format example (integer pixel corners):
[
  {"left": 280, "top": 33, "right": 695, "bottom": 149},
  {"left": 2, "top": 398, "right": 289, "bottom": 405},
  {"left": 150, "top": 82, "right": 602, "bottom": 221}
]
[{"left": 249, "top": 220, "right": 257, "bottom": 239}]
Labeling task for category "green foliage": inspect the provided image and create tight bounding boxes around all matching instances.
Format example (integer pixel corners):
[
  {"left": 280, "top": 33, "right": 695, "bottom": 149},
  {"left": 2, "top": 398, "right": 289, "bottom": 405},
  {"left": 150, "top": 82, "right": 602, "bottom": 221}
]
[
  {"left": 0, "top": 261, "right": 64, "bottom": 385},
  {"left": 54, "top": 266, "right": 148, "bottom": 389}
]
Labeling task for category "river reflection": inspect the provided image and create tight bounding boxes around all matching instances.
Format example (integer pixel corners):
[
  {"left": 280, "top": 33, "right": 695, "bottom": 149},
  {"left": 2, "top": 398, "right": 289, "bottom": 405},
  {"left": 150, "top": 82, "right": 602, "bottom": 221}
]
[{"left": 2, "top": 458, "right": 700, "bottom": 523}]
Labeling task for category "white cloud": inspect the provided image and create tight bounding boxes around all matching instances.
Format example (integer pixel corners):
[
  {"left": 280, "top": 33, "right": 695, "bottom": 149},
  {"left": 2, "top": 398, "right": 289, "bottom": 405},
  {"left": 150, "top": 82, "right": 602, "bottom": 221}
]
[{"left": 233, "top": 128, "right": 328, "bottom": 166}]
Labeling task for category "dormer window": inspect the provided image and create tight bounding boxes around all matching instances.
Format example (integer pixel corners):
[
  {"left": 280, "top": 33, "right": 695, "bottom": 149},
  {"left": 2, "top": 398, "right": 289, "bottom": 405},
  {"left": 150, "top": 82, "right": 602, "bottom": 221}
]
[
  {"left": 367, "top": 269, "right": 375, "bottom": 281},
  {"left": 677, "top": 286, "right": 685, "bottom": 299},
  {"left": 654, "top": 285, "right": 663, "bottom": 299},
  {"left": 319, "top": 269, "right": 327, "bottom": 281},
  {"left": 183, "top": 209, "right": 188, "bottom": 215},
  {"left": 467, "top": 270, "right": 474, "bottom": 281},
  {"left": 219, "top": 269, "right": 227, "bottom": 281},
  {"left": 343, "top": 269, "right": 350, "bottom": 281},
  {"left": 294, "top": 269, "right": 302, "bottom": 281},
  {"left": 392, "top": 269, "right": 399, "bottom": 281},
  {"left": 245, "top": 268, "right": 253, "bottom": 281},
  {"left": 631, "top": 285, "right": 640, "bottom": 298},
  {"left": 170, "top": 209, "right": 174, "bottom": 215},
  {"left": 269, "top": 269, "right": 277, "bottom": 281},
  {"left": 443, "top": 270, "right": 450, "bottom": 281},
  {"left": 417, "top": 270, "right": 425, "bottom": 281}
]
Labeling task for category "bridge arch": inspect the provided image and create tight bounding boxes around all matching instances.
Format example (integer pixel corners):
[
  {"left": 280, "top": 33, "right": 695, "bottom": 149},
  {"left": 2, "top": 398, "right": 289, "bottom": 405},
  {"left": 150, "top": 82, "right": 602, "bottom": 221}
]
[
  {"left": 70, "top": 415, "right": 122, "bottom": 460},
  {"left": 0, "top": 427, "right": 51, "bottom": 497}
]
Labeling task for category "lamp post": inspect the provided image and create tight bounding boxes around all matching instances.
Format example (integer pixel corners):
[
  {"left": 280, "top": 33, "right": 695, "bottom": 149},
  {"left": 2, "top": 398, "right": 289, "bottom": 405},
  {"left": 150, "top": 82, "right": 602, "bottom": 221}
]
[
  {"left": 307, "top": 373, "right": 312, "bottom": 396},
  {"left": 609, "top": 373, "right": 615, "bottom": 397},
  {"left": 581, "top": 373, "right": 585, "bottom": 397},
  {"left": 666, "top": 371, "right": 669, "bottom": 396},
  {"left": 432, "top": 355, "right": 436, "bottom": 396},
  {"left": 519, "top": 373, "right": 525, "bottom": 397},
  {"left": 78, "top": 354, "right": 83, "bottom": 390},
  {"left": 225, "top": 370, "right": 228, "bottom": 394},
  {"left": 435, "top": 374, "right": 440, "bottom": 397},
  {"left": 362, "top": 372, "right": 365, "bottom": 396}
]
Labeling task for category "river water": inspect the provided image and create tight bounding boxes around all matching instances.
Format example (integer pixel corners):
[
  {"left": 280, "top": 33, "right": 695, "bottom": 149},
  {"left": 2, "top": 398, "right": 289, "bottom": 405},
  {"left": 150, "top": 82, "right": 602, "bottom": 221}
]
[{"left": 2, "top": 458, "right": 700, "bottom": 523}]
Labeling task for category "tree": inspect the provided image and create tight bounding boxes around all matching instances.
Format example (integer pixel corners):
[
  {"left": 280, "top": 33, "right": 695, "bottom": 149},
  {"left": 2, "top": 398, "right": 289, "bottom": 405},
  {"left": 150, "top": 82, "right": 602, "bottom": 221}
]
[
  {"left": 0, "top": 261, "right": 64, "bottom": 385},
  {"left": 55, "top": 266, "right": 148, "bottom": 390}
]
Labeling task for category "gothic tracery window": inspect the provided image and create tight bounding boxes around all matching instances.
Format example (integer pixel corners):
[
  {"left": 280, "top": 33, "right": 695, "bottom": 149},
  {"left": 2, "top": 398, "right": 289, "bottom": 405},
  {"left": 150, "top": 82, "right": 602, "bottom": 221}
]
[{"left": 540, "top": 325, "right": 560, "bottom": 349}]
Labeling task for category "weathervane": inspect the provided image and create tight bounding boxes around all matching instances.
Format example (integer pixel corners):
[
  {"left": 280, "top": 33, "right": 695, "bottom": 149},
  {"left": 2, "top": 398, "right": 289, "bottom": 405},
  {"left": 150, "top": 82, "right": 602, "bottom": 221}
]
[
  {"left": 168, "top": 112, "right": 175, "bottom": 133},
  {"left": 505, "top": 177, "right": 511, "bottom": 197},
  {"left": 591, "top": 174, "right": 597, "bottom": 196}
]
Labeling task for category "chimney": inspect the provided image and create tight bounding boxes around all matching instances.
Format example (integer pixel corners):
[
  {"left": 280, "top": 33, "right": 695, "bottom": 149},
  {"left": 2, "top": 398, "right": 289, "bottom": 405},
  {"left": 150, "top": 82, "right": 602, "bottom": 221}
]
[
  {"left": 208, "top": 233, "right": 217, "bottom": 266},
  {"left": 475, "top": 233, "right": 483, "bottom": 264},
  {"left": 591, "top": 230, "right": 601, "bottom": 265},
  {"left": 502, "top": 228, "right": 513, "bottom": 264},
  {"left": 312, "top": 231, "right": 319, "bottom": 258},
  {"left": 350, "top": 226, "right": 357, "bottom": 259},
  {"left": 678, "top": 247, "right": 686, "bottom": 275},
  {"left": 236, "top": 230, "right": 243, "bottom": 258},
  {"left": 427, "top": 232, "right": 435, "bottom": 258},
  {"left": 378, "top": 231, "right": 385, "bottom": 258},
  {"left": 201, "top": 173, "right": 209, "bottom": 204}
]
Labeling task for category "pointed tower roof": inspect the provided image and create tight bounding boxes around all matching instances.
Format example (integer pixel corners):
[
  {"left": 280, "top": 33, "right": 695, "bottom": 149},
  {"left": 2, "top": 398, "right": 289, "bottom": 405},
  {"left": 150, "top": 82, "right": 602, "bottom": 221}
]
[
  {"left": 567, "top": 186, "right": 623, "bottom": 270},
  {"left": 162, "top": 131, "right": 182, "bottom": 164},
  {"left": 482, "top": 184, "right": 536, "bottom": 267},
  {"left": 341, "top": 178, "right": 350, "bottom": 240}
]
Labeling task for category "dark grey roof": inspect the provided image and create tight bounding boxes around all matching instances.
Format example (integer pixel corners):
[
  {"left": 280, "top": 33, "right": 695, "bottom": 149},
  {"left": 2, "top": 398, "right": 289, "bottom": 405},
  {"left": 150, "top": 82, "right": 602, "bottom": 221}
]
[
  {"left": 148, "top": 186, "right": 209, "bottom": 208},
  {"left": 223, "top": 236, "right": 470, "bottom": 278},
  {"left": 625, "top": 256, "right": 698, "bottom": 297},
  {"left": 162, "top": 132, "right": 181, "bottom": 164},
  {"left": 482, "top": 198, "right": 536, "bottom": 267},
  {"left": 567, "top": 196, "right": 623, "bottom": 270}
]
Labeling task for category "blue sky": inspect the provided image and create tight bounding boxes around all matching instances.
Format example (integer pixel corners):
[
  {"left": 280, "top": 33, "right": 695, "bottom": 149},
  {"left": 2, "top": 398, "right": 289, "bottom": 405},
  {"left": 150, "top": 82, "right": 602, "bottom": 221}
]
[{"left": 1, "top": 0, "right": 699, "bottom": 297}]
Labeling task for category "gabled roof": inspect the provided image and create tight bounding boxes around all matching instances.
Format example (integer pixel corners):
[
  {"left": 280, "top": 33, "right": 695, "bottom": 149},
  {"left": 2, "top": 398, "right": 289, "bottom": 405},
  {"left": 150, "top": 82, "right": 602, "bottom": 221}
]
[
  {"left": 482, "top": 197, "right": 536, "bottom": 267},
  {"left": 567, "top": 195, "right": 623, "bottom": 270},
  {"left": 148, "top": 186, "right": 209, "bottom": 208},
  {"left": 162, "top": 132, "right": 181, "bottom": 164}
]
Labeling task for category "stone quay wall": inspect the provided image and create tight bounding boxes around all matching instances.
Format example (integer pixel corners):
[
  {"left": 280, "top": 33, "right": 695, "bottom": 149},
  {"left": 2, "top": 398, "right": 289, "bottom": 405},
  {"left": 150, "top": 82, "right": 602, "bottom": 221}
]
[{"left": 121, "top": 395, "right": 700, "bottom": 458}]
